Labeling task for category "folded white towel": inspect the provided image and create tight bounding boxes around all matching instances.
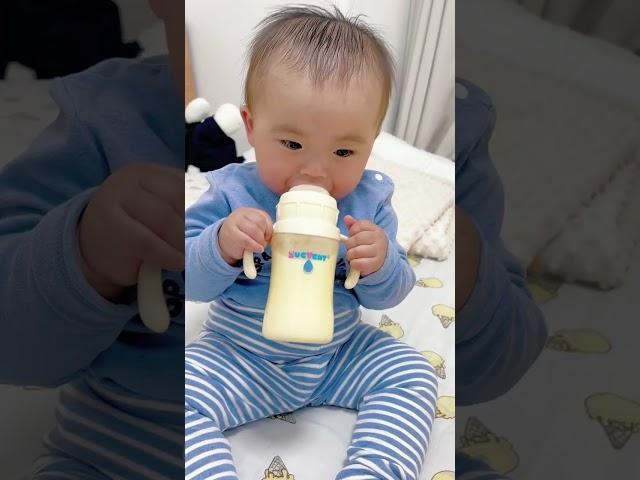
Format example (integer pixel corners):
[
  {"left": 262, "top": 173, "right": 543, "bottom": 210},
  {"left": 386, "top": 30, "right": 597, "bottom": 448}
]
[
  {"left": 368, "top": 132, "right": 455, "bottom": 260},
  {"left": 535, "top": 155, "right": 640, "bottom": 289}
]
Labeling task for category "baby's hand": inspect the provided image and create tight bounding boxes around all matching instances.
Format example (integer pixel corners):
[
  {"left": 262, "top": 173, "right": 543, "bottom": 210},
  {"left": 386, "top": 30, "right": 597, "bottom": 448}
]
[
  {"left": 218, "top": 208, "right": 273, "bottom": 265},
  {"left": 77, "top": 164, "right": 184, "bottom": 300},
  {"left": 343, "top": 215, "right": 388, "bottom": 277}
]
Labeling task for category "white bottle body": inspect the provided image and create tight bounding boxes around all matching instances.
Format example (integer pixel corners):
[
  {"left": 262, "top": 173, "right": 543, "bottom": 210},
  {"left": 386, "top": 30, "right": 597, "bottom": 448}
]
[{"left": 262, "top": 232, "right": 338, "bottom": 344}]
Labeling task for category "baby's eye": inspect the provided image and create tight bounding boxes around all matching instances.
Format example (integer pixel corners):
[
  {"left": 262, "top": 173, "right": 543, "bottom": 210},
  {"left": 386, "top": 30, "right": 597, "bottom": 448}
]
[
  {"left": 280, "top": 140, "right": 302, "bottom": 150},
  {"left": 335, "top": 149, "right": 354, "bottom": 157}
]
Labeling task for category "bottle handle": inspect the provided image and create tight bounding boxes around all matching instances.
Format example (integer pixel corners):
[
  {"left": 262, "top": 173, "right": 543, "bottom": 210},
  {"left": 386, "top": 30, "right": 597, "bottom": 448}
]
[
  {"left": 137, "top": 263, "right": 170, "bottom": 333},
  {"left": 340, "top": 234, "right": 360, "bottom": 289},
  {"left": 242, "top": 250, "right": 257, "bottom": 279},
  {"left": 242, "top": 238, "right": 359, "bottom": 288}
]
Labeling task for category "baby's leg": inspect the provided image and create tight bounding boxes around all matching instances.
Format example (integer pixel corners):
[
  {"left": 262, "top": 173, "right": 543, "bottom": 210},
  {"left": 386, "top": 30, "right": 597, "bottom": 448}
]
[
  {"left": 185, "top": 332, "right": 297, "bottom": 479},
  {"left": 457, "top": 453, "right": 512, "bottom": 479},
  {"left": 314, "top": 324, "right": 438, "bottom": 480},
  {"left": 31, "top": 453, "right": 111, "bottom": 479}
]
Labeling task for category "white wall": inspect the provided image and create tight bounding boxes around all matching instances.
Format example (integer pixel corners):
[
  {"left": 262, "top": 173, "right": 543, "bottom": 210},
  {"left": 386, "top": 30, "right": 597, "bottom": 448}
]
[
  {"left": 186, "top": 0, "right": 412, "bottom": 154},
  {"left": 112, "top": 0, "right": 159, "bottom": 43}
]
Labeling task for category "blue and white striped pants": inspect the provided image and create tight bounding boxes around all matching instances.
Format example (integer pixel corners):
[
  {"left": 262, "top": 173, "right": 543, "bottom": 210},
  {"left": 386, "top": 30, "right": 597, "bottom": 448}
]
[
  {"left": 30, "top": 378, "right": 184, "bottom": 480},
  {"left": 185, "top": 314, "right": 438, "bottom": 479},
  {"left": 456, "top": 454, "right": 512, "bottom": 479}
]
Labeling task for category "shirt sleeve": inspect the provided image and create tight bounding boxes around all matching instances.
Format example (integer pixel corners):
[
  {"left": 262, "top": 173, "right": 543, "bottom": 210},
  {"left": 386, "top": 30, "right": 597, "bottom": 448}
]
[
  {"left": 0, "top": 78, "right": 137, "bottom": 387},
  {"left": 352, "top": 178, "right": 416, "bottom": 309},
  {"left": 456, "top": 78, "right": 547, "bottom": 405},
  {"left": 184, "top": 170, "right": 242, "bottom": 302}
]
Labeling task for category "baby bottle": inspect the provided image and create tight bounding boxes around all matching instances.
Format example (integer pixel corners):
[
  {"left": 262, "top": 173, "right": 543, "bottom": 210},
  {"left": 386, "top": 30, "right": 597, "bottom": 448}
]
[{"left": 243, "top": 185, "right": 359, "bottom": 344}]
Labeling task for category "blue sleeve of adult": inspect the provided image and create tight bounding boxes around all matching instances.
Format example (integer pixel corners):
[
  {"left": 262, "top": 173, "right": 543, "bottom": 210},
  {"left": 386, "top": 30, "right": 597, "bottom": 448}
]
[{"left": 455, "top": 78, "right": 547, "bottom": 405}]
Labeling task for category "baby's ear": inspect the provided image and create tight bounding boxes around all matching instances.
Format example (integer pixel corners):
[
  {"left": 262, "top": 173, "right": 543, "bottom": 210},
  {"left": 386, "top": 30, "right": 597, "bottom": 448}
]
[{"left": 240, "top": 105, "right": 255, "bottom": 147}]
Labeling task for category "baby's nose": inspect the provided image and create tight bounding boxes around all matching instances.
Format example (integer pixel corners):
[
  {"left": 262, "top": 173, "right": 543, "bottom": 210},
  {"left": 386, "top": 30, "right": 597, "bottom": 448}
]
[{"left": 299, "top": 158, "right": 329, "bottom": 178}]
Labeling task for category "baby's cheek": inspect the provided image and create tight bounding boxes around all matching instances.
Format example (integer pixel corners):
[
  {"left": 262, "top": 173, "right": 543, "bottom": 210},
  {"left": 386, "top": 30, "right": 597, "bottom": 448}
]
[
  {"left": 332, "top": 182, "right": 358, "bottom": 200},
  {"left": 256, "top": 162, "right": 287, "bottom": 194}
]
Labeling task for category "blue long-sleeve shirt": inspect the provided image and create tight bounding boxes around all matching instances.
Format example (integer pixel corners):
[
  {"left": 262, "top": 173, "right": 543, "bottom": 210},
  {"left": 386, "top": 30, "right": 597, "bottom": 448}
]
[
  {"left": 0, "top": 56, "right": 184, "bottom": 402},
  {"left": 185, "top": 162, "right": 416, "bottom": 315},
  {"left": 455, "top": 78, "right": 547, "bottom": 405}
]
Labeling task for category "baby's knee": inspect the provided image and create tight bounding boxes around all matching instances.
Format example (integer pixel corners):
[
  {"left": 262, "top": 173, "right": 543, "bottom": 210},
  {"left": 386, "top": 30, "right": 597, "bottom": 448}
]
[
  {"left": 389, "top": 350, "right": 439, "bottom": 398},
  {"left": 418, "top": 354, "right": 438, "bottom": 382},
  {"left": 184, "top": 366, "right": 226, "bottom": 428},
  {"left": 185, "top": 397, "right": 224, "bottom": 432}
]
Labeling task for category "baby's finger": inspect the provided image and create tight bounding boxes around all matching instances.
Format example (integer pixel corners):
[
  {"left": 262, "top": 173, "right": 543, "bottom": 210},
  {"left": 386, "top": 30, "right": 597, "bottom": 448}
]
[
  {"left": 348, "top": 257, "right": 377, "bottom": 276},
  {"left": 122, "top": 210, "right": 184, "bottom": 271},
  {"left": 235, "top": 218, "right": 267, "bottom": 251},
  {"left": 138, "top": 166, "right": 184, "bottom": 215},
  {"left": 345, "top": 244, "right": 377, "bottom": 262},
  {"left": 256, "top": 210, "right": 274, "bottom": 242},
  {"left": 235, "top": 228, "right": 266, "bottom": 254},
  {"left": 346, "top": 219, "right": 377, "bottom": 236},
  {"left": 123, "top": 189, "right": 184, "bottom": 253},
  {"left": 344, "top": 215, "right": 357, "bottom": 230},
  {"left": 240, "top": 222, "right": 268, "bottom": 249},
  {"left": 344, "top": 230, "right": 379, "bottom": 250},
  {"left": 245, "top": 210, "right": 273, "bottom": 241}
]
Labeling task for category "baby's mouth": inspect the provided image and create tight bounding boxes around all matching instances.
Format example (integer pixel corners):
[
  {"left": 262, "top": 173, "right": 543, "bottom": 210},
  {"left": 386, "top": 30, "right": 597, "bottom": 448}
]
[{"left": 287, "top": 179, "right": 332, "bottom": 193}]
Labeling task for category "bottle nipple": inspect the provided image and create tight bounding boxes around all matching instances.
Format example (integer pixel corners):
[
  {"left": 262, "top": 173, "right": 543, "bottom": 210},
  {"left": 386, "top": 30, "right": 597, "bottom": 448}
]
[{"left": 290, "top": 184, "right": 330, "bottom": 195}]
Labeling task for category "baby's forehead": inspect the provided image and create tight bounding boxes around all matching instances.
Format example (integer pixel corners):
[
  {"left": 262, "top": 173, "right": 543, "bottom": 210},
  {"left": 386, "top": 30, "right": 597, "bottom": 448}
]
[
  {"left": 249, "top": 62, "right": 387, "bottom": 129},
  {"left": 258, "top": 62, "right": 385, "bottom": 97}
]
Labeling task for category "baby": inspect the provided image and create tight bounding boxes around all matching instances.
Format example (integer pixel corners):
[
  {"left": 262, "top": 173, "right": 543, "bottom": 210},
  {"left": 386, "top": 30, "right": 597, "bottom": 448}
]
[{"left": 185, "top": 6, "right": 437, "bottom": 479}]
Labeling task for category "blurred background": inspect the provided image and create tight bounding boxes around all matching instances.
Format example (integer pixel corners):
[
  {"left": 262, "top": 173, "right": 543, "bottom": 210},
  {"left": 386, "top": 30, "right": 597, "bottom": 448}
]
[
  {"left": 0, "top": 1, "right": 168, "bottom": 477},
  {"left": 456, "top": 0, "right": 640, "bottom": 478},
  {"left": 513, "top": 0, "right": 640, "bottom": 51},
  {"left": 1, "top": 0, "right": 167, "bottom": 165}
]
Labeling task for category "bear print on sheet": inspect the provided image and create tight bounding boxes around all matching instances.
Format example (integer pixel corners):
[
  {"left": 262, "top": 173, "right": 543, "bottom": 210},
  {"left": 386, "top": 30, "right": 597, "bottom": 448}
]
[
  {"left": 432, "top": 471, "right": 454, "bottom": 480},
  {"left": 378, "top": 314, "right": 404, "bottom": 339},
  {"left": 435, "top": 396, "right": 455, "bottom": 420},
  {"left": 261, "top": 456, "right": 295, "bottom": 480},
  {"left": 526, "top": 272, "right": 562, "bottom": 304},
  {"left": 421, "top": 351, "right": 446, "bottom": 379},
  {"left": 458, "top": 417, "right": 519, "bottom": 475},
  {"left": 407, "top": 254, "right": 423, "bottom": 268},
  {"left": 432, "top": 304, "right": 455, "bottom": 329},
  {"left": 585, "top": 393, "right": 640, "bottom": 450},
  {"left": 416, "top": 277, "right": 443, "bottom": 288},
  {"left": 545, "top": 329, "right": 611, "bottom": 353},
  {"left": 269, "top": 412, "right": 296, "bottom": 424}
]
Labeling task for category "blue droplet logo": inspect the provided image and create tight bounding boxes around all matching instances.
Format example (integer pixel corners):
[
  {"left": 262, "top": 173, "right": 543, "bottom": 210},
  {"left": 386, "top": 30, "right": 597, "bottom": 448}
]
[{"left": 303, "top": 260, "right": 314, "bottom": 273}]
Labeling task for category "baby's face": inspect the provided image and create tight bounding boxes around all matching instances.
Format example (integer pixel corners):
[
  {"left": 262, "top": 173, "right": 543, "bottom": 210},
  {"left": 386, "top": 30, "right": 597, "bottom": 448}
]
[{"left": 241, "top": 66, "right": 383, "bottom": 199}]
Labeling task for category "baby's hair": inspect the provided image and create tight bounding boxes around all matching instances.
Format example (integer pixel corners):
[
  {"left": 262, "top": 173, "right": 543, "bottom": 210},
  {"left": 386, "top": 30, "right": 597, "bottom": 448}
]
[{"left": 244, "top": 4, "right": 395, "bottom": 128}]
